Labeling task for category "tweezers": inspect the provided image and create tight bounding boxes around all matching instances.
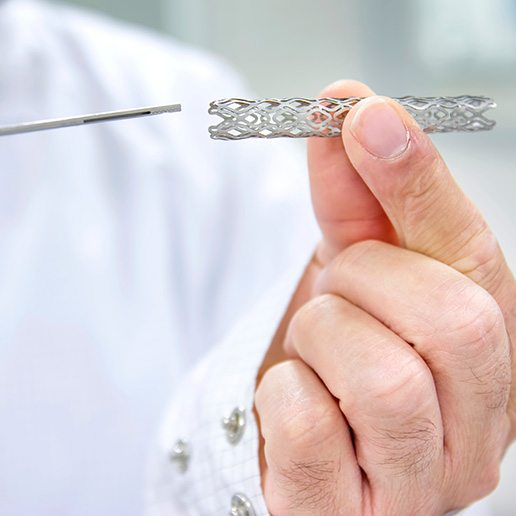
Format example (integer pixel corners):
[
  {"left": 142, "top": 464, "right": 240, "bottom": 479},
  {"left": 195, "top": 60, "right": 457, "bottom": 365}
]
[{"left": 0, "top": 103, "right": 182, "bottom": 137}]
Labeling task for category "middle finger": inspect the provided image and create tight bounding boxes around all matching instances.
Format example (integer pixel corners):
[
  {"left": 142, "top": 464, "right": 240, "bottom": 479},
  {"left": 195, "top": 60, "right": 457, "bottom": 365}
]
[{"left": 286, "top": 292, "right": 445, "bottom": 513}]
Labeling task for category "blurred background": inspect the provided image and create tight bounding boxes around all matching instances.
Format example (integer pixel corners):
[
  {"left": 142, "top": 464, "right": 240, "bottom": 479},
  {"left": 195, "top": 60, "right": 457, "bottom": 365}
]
[{"left": 48, "top": 0, "right": 516, "bottom": 514}]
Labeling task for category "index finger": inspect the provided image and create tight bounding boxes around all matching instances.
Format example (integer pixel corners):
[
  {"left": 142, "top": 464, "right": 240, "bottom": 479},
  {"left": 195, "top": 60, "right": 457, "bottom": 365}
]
[{"left": 307, "top": 80, "right": 398, "bottom": 267}]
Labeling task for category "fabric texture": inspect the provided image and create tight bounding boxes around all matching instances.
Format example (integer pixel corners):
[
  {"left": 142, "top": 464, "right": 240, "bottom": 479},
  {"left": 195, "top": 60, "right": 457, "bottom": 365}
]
[{"left": 146, "top": 254, "right": 314, "bottom": 516}]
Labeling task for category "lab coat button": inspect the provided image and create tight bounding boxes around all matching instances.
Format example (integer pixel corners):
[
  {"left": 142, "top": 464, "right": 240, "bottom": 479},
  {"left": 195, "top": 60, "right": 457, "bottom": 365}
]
[
  {"left": 169, "top": 439, "right": 191, "bottom": 473},
  {"left": 229, "top": 493, "right": 256, "bottom": 516},
  {"left": 222, "top": 407, "right": 246, "bottom": 445}
]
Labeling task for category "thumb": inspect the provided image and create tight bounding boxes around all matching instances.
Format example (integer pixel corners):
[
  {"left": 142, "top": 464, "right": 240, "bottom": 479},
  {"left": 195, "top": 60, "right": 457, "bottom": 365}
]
[
  {"left": 342, "top": 95, "right": 516, "bottom": 439},
  {"left": 341, "top": 95, "right": 515, "bottom": 307}
]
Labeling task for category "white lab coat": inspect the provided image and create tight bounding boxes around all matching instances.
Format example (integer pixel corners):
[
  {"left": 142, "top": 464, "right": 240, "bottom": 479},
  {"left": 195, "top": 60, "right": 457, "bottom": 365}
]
[{"left": 0, "top": 1, "right": 319, "bottom": 514}]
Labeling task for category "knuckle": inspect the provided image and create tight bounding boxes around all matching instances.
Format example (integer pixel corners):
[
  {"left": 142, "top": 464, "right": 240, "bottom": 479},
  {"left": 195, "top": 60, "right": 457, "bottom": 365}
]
[
  {"left": 469, "top": 227, "right": 499, "bottom": 273},
  {"left": 276, "top": 394, "right": 343, "bottom": 451},
  {"left": 477, "top": 460, "right": 501, "bottom": 498},
  {"left": 321, "top": 240, "right": 383, "bottom": 291},
  {"left": 342, "top": 238, "right": 384, "bottom": 258},
  {"left": 446, "top": 284, "right": 506, "bottom": 356},
  {"left": 396, "top": 153, "right": 444, "bottom": 229},
  {"left": 336, "top": 239, "right": 384, "bottom": 271},
  {"left": 453, "top": 222, "right": 505, "bottom": 289},
  {"left": 442, "top": 285, "right": 511, "bottom": 411},
  {"left": 289, "top": 294, "right": 340, "bottom": 344},
  {"left": 399, "top": 154, "right": 439, "bottom": 206},
  {"left": 257, "top": 362, "right": 344, "bottom": 452},
  {"left": 359, "top": 353, "right": 433, "bottom": 417},
  {"left": 450, "top": 458, "right": 501, "bottom": 506}
]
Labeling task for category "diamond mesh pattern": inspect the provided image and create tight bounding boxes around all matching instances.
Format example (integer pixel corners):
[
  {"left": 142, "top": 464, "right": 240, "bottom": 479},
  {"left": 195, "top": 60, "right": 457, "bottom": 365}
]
[{"left": 208, "top": 96, "right": 496, "bottom": 140}]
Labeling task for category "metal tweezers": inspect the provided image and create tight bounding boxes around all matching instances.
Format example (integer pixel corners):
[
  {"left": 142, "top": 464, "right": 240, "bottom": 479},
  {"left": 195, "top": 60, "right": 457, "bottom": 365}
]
[
  {"left": 0, "top": 96, "right": 496, "bottom": 139},
  {"left": 0, "top": 104, "right": 182, "bottom": 137}
]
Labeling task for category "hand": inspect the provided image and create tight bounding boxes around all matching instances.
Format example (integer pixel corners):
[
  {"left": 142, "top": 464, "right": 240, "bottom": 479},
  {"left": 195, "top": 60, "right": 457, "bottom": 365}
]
[{"left": 254, "top": 80, "right": 516, "bottom": 515}]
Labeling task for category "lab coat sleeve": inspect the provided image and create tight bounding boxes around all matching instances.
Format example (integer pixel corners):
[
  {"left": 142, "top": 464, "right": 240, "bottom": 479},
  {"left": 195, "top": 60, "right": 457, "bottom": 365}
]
[{"left": 144, "top": 250, "right": 313, "bottom": 516}]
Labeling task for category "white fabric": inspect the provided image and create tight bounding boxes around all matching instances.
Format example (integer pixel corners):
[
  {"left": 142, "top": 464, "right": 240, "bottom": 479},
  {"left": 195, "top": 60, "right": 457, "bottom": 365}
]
[
  {"left": 146, "top": 250, "right": 315, "bottom": 516},
  {"left": 0, "top": 1, "right": 320, "bottom": 515}
]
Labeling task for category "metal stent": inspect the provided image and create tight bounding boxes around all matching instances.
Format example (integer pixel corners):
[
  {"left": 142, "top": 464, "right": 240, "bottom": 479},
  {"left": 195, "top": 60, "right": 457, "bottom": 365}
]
[{"left": 208, "top": 96, "right": 497, "bottom": 140}]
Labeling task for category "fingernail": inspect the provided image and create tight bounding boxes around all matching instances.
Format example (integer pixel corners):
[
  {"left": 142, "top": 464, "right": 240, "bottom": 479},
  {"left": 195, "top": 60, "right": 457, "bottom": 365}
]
[{"left": 350, "top": 98, "right": 409, "bottom": 159}]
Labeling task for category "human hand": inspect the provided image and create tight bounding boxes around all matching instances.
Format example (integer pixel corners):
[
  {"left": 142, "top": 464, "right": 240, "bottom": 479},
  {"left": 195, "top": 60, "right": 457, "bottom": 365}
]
[{"left": 254, "top": 80, "right": 516, "bottom": 515}]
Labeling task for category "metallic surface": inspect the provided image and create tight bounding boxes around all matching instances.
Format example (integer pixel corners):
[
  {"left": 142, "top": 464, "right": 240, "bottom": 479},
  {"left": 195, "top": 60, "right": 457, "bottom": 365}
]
[
  {"left": 229, "top": 493, "right": 256, "bottom": 516},
  {"left": 169, "top": 439, "right": 191, "bottom": 474},
  {"left": 0, "top": 104, "right": 182, "bottom": 137},
  {"left": 222, "top": 407, "right": 246, "bottom": 445},
  {"left": 208, "top": 96, "right": 496, "bottom": 140}
]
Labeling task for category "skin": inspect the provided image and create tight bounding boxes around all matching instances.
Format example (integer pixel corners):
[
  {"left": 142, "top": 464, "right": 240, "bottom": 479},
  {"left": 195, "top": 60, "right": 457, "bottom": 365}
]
[{"left": 254, "top": 80, "right": 516, "bottom": 516}]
